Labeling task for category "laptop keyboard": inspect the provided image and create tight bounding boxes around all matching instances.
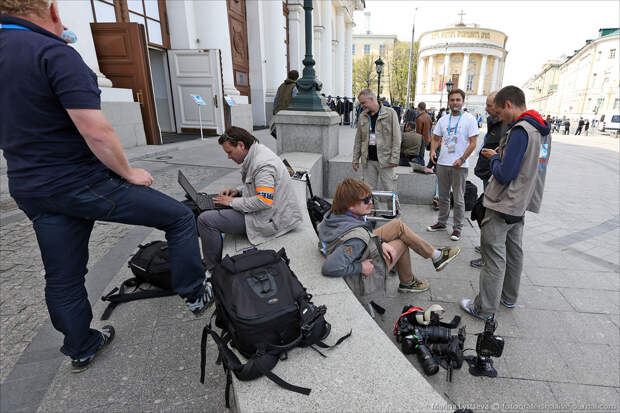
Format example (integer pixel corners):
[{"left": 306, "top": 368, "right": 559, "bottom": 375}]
[{"left": 196, "top": 195, "right": 215, "bottom": 210}]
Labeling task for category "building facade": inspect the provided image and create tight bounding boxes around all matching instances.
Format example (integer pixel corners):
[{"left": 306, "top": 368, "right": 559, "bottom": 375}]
[
  {"left": 524, "top": 28, "right": 619, "bottom": 122},
  {"left": 55, "top": 0, "right": 364, "bottom": 147},
  {"left": 414, "top": 22, "right": 508, "bottom": 116},
  {"left": 351, "top": 33, "right": 397, "bottom": 99}
]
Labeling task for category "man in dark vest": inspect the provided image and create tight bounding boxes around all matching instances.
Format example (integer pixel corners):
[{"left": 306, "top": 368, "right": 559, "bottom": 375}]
[
  {"left": 461, "top": 86, "right": 551, "bottom": 319},
  {"left": 270, "top": 70, "right": 299, "bottom": 138},
  {"left": 470, "top": 91, "right": 509, "bottom": 268}
]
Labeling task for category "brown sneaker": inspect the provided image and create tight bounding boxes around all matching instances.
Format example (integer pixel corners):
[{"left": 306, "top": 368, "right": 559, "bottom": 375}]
[
  {"left": 398, "top": 279, "right": 430, "bottom": 293},
  {"left": 450, "top": 229, "right": 461, "bottom": 241},
  {"left": 433, "top": 246, "right": 461, "bottom": 271}
]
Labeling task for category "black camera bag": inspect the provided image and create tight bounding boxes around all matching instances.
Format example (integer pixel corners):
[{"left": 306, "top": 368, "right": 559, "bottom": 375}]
[
  {"left": 200, "top": 248, "right": 350, "bottom": 407},
  {"left": 100, "top": 241, "right": 175, "bottom": 320}
]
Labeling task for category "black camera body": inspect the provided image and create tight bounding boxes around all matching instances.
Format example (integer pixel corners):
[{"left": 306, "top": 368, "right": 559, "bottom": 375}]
[{"left": 465, "top": 314, "right": 505, "bottom": 378}]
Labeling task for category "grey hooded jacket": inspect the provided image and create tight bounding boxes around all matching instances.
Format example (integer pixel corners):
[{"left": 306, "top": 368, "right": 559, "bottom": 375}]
[
  {"left": 318, "top": 211, "right": 387, "bottom": 296},
  {"left": 230, "top": 143, "right": 303, "bottom": 245}
]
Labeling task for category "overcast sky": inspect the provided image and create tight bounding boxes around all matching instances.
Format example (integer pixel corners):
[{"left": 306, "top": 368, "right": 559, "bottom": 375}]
[{"left": 353, "top": 0, "right": 620, "bottom": 87}]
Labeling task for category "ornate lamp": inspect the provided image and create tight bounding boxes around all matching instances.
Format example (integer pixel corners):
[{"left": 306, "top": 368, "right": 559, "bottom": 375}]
[{"left": 375, "top": 57, "right": 384, "bottom": 100}]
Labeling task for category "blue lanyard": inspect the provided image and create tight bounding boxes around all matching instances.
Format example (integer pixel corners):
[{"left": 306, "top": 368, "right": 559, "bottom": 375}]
[
  {"left": 0, "top": 24, "right": 32, "bottom": 31},
  {"left": 447, "top": 113, "right": 462, "bottom": 135}
]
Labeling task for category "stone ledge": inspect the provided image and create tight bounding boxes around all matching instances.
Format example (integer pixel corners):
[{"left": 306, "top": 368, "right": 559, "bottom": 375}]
[
  {"left": 327, "top": 154, "right": 436, "bottom": 204},
  {"left": 219, "top": 152, "right": 447, "bottom": 412}
]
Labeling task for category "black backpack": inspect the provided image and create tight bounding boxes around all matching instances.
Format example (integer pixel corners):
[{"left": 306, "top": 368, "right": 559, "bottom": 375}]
[
  {"left": 464, "top": 180, "right": 478, "bottom": 211},
  {"left": 305, "top": 174, "right": 331, "bottom": 234},
  {"left": 200, "top": 248, "right": 350, "bottom": 407},
  {"left": 100, "top": 241, "right": 176, "bottom": 320}
]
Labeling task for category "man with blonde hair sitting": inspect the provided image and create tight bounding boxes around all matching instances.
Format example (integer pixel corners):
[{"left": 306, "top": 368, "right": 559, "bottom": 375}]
[{"left": 318, "top": 178, "right": 461, "bottom": 293}]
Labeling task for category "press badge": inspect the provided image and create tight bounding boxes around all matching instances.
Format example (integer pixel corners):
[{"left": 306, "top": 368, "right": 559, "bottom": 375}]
[
  {"left": 369, "top": 132, "right": 377, "bottom": 146},
  {"left": 446, "top": 133, "right": 457, "bottom": 153}
]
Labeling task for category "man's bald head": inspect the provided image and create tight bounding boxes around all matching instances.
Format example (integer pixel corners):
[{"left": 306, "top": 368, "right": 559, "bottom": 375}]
[{"left": 485, "top": 91, "right": 499, "bottom": 117}]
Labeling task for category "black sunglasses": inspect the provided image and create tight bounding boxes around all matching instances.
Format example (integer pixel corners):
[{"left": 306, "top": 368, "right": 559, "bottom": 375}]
[{"left": 361, "top": 195, "right": 372, "bottom": 204}]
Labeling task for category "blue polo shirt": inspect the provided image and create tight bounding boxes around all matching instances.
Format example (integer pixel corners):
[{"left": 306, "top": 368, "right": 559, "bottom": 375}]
[{"left": 0, "top": 15, "right": 108, "bottom": 198}]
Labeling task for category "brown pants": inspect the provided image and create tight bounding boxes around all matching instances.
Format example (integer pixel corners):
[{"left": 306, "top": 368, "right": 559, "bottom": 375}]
[{"left": 372, "top": 219, "right": 434, "bottom": 282}]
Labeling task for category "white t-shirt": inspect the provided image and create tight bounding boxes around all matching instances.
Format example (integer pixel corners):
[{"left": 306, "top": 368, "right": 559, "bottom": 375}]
[{"left": 432, "top": 111, "right": 479, "bottom": 167}]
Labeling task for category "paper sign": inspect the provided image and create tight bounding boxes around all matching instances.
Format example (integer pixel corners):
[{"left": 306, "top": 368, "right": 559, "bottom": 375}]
[
  {"left": 224, "top": 95, "right": 236, "bottom": 106},
  {"left": 190, "top": 94, "right": 206, "bottom": 105}
]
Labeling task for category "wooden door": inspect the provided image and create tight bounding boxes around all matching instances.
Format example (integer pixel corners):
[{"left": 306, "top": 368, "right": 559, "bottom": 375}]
[
  {"left": 91, "top": 22, "right": 162, "bottom": 145},
  {"left": 226, "top": 0, "right": 250, "bottom": 98}
]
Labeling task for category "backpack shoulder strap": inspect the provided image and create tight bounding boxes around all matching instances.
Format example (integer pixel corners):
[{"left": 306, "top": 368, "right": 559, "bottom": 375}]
[
  {"left": 200, "top": 325, "right": 310, "bottom": 408},
  {"left": 100, "top": 278, "right": 175, "bottom": 320}
]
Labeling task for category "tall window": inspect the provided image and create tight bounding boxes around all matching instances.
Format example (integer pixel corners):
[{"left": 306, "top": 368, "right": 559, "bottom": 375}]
[
  {"left": 352, "top": 44, "right": 355, "bottom": 55},
  {"left": 363, "top": 44, "right": 370, "bottom": 55},
  {"left": 379, "top": 44, "right": 386, "bottom": 56},
  {"left": 90, "top": 0, "right": 169, "bottom": 48},
  {"left": 614, "top": 98, "right": 620, "bottom": 110},
  {"left": 466, "top": 74, "right": 474, "bottom": 91},
  {"left": 610, "top": 49, "right": 616, "bottom": 59}
]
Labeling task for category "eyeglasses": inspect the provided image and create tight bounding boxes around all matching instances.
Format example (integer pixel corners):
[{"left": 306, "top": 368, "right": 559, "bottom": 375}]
[
  {"left": 361, "top": 195, "right": 372, "bottom": 204},
  {"left": 219, "top": 133, "right": 236, "bottom": 144}
]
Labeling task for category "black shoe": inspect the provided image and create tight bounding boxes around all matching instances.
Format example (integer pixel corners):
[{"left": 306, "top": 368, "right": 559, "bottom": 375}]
[
  {"left": 186, "top": 281, "right": 214, "bottom": 315},
  {"left": 71, "top": 325, "right": 115, "bottom": 373}
]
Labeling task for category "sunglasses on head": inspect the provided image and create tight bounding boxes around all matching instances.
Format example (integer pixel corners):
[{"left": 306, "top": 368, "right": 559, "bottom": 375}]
[{"left": 361, "top": 195, "right": 372, "bottom": 204}]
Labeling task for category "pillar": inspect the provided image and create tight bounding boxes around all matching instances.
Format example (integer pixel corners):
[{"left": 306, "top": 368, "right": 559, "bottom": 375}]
[
  {"left": 490, "top": 56, "right": 500, "bottom": 92},
  {"left": 287, "top": 1, "right": 304, "bottom": 71},
  {"left": 313, "top": 26, "right": 323, "bottom": 81},
  {"left": 477, "top": 54, "right": 488, "bottom": 96},
  {"left": 460, "top": 53, "right": 470, "bottom": 91},
  {"left": 59, "top": 0, "right": 112, "bottom": 88},
  {"left": 262, "top": 0, "right": 288, "bottom": 100},
  {"left": 426, "top": 55, "right": 434, "bottom": 94},
  {"left": 246, "top": 0, "right": 267, "bottom": 126},
  {"left": 193, "top": 0, "right": 240, "bottom": 96},
  {"left": 344, "top": 22, "right": 353, "bottom": 98},
  {"left": 320, "top": 0, "right": 333, "bottom": 95},
  {"left": 335, "top": 8, "right": 345, "bottom": 97},
  {"left": 415, "top": 54, "right": 425, "bottom": 99},
  {"left": 443, "top": 53, "right": 451, "bottom": 89}
]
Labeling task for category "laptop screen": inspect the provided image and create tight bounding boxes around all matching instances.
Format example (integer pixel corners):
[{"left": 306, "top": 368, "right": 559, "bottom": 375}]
[{"left": 178, "top": 170, "right": 199, "bottom": 200}]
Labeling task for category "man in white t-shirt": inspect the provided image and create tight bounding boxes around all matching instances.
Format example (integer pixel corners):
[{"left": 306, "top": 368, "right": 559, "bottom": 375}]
[{"left": 426, "top": 88, "right": 479, "bottom": 241}]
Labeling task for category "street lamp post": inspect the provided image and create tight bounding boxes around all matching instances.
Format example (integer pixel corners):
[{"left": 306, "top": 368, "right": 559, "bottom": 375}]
[
  {"left": 446, "top": 80, "right": 454, "bottom": 93},
  {"left": 288, "top": 0, "right": 330, "bottom": 111},
  {"left": 375, "top": 57, "right": 384, "bottom": 101},
  {"left": 438, "top": 42, "right": 449, "bottom": 109}
]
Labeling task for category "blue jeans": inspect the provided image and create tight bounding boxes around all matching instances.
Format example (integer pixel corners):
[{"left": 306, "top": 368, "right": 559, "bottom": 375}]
[{"left": 14, "top": 173, "right": 205, "bottom": 359}]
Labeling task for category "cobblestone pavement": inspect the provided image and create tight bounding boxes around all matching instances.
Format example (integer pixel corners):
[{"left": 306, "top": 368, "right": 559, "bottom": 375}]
[{"left": 0, "top": 144, "right": 236, "bottom": 384}]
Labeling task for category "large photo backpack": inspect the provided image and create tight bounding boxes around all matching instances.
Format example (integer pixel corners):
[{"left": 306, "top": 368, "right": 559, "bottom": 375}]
[{"left": 200, "top": 248, "right": 350, "bottom": 407}]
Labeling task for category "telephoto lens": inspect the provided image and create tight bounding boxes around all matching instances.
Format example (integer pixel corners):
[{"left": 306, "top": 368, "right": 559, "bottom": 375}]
[
  {"left": 417, "top": 325, "right": 451, "bottom": 343},
  {"left": 416, "top": 344, "right": 440, "bottom": 376}
]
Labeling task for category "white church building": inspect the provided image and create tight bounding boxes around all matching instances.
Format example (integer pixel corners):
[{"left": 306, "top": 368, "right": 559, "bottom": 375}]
[{"left": 55, "top": 0, "right": 364, "bottom": 146}]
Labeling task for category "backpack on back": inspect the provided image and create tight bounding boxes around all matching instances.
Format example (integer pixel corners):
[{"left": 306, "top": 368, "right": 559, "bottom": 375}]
[
  {"left": 200, "top": 248, "right": 350, "bottom": 407},
  {"left": 100, "top": 241, "right": 176, "bottom": 320}
]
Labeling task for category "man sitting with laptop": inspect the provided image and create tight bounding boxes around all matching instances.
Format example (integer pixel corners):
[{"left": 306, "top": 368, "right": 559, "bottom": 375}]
[{"left": 197, "top": 126, "right": 303, "bottom": 271}]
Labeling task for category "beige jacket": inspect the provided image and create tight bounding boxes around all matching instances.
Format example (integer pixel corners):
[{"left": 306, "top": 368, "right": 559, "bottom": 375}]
[
  {"left": 230, "top": 143, "right": 303, "bottom": 245},
  {"left": 353, "top": 104, "right": 401, "bottom": 167}
]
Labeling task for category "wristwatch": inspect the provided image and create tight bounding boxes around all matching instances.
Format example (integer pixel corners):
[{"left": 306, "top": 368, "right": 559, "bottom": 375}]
[
  {"left": 229, "top": 199, "right": 233, "bottom": 207},
  {"left": 459, "top": 157, "right": 466, "bottom": 164}
]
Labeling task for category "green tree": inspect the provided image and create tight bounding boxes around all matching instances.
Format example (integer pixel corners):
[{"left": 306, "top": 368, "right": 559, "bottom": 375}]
[
  {"left": 353, "top": 54, "right": 377, "bottom": 97},
  {"left": 387, "top": 40, "right": 419, "bottom": 107}
]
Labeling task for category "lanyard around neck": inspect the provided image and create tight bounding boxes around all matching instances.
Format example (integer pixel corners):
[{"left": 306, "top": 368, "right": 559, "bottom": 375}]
[
  {"left": 448, "top": 113, "right": 462, "bottom": 135},
  {"left": 0, "top": 24, "right": 32, "bottom": 31}
]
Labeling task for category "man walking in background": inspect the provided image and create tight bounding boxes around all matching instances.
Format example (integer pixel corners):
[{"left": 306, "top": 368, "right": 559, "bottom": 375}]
[
  {"left": 415, "top": 102, "right": 434, "bottom": 173},
  {"left": 427, "top": 89, "right": 479, "bottom": 241}
]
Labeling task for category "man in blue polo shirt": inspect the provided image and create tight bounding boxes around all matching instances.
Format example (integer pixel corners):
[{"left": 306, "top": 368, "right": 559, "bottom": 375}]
[{"left": 0, "top": 1, "right": 212, "bottom": 373}]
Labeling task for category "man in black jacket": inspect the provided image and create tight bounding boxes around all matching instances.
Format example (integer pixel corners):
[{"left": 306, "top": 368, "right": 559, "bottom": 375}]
[{"left": 471, "top": 91, "right": 509, "bottom": 268}]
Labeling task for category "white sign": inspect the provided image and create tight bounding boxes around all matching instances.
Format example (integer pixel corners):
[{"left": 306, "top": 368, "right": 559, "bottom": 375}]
[
  {"left": 191, "top": 94, "right": 206, "bottom": 105},
  {"left": 224, "top": 95, "right": 236, "bottom": 106}
]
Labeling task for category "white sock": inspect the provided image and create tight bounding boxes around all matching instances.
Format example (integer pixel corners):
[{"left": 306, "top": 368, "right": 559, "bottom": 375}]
[{"left": 432, "top": 249, "right": 441, "bottom": 261}]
